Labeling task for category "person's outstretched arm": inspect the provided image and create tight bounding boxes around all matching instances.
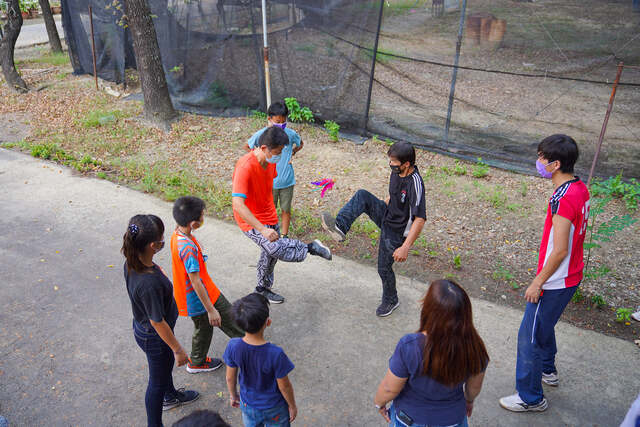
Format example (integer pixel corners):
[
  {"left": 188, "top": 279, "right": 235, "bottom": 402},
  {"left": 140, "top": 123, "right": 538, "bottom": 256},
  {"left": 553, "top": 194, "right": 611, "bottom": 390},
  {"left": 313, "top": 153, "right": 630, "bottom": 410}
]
[
  {"left": 277, "top": 375, "right": 298, "bottom": 422},
  {"left": 374, "top": 369, "right": 408, "bottom": 422}
]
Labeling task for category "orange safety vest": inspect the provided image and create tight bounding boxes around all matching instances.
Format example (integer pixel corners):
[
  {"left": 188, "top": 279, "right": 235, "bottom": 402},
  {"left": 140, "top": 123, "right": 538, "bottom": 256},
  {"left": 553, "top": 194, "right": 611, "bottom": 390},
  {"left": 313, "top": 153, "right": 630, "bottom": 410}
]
[{"left": 170, "top": 230, "right": 221, "bottom": 317}]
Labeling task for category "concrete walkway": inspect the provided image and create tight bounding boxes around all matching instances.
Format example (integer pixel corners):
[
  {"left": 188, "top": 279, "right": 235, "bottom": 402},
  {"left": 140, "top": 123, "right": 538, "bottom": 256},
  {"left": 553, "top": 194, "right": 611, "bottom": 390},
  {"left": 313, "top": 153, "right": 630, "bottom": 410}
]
[
  {"left": 15, "top": 15, "right": 64, "bottom": 49},
  {"left": 0, "top": 148, "right": 638, "bottom": 426}
]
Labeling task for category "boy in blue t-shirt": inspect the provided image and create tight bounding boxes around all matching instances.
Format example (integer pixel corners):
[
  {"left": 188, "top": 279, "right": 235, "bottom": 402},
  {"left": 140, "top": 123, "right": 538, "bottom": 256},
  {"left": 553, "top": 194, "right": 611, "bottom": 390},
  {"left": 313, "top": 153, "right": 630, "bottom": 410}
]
[
  {"left": 246, "top": 101, "right": 303, "bottom": 238},
  {"left": 224, "top": 293, "right": 297, "bottom": 426}
]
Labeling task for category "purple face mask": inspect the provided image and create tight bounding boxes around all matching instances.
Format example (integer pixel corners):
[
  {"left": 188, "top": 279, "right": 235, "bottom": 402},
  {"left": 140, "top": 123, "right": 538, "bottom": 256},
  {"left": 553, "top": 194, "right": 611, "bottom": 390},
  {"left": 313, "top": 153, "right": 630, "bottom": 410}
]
[
  {"left": 272, "top": 122, "right": 287, "bottom": 130},
  {"left": 536, "top": 160, "right": 554, "bottom": 179}
]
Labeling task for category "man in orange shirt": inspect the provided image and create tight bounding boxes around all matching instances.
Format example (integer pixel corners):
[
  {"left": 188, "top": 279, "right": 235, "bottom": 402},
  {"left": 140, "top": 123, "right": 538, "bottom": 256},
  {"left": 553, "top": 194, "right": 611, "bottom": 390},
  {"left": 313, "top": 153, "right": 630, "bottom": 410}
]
[{"left": 232, "top": 126, "right": 332, "bottom": 303}]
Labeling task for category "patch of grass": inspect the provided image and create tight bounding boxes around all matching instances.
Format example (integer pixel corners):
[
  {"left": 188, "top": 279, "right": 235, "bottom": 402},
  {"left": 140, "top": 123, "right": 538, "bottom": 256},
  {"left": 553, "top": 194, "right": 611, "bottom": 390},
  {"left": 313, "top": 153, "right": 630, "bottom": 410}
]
[
  {"left": 31, "top": 51, "right": 70, "bottom": 66},
  {"left": 96, "top": 171, "right": 107, "bottom": 179},
  {"left": 483, "top": 186, "right": 507, "bottom": 210},
  {"left": 472, "top": 157, "right": 489, "bottom": 179},
  {"left": 78, "top": 109, "right": 128, "bottom": 128},
  {"left": 590, "top": 294, "right": 606, "bottom": 309},
  {"left": 452, "top": 253, "right": 461, "bottom": 270},
  {"left": 590, "top": 172, "right": 640, "bottom": 212},
  {"left": 295, "top": 44, "right": 316, "bottom": 54},
  {"left": 250, "top": 109, "right": 267, "bottom": 120},
  {"left": 571, "top": 287, "right": 584, "bottom": 303},
  {"left": 290, "top": 207, "right": 322, "bottom": 236},
  {"left": 492, "top": 264, "right": 519, "bottom": 289},
  {"left": 352, "top": 219, "right": 380, "bottom": 246},
  {"left": 519, "top": 181, "right": 528, "bottom": 197},
  {"left": 362, "top": 47, "right": 405, "bottom": 65},
  {"left": 615, "top": 307, "right": 632, "bottom": 323}
]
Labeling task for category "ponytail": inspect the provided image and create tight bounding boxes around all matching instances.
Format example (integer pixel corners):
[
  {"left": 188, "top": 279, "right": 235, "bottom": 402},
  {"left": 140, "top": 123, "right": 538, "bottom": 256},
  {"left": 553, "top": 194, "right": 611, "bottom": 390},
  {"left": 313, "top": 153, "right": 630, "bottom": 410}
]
[{"left": 121, "top": 214, "right": 165, "bottom": 273}]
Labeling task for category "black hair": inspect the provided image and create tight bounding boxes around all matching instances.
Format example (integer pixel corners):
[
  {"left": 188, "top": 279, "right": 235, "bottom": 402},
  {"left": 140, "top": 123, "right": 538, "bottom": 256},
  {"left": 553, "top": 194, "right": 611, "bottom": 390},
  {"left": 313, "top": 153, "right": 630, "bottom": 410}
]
[
  {"left": 257, "top": 126, "right": 288, "bottom": 150},
  {"left": 267, "top": 101, "right": 288, "bottom": 118},
  {"left": 387, "top": 142, "right": 416, "bottom": 166},
  {"left": 121, "top": 214, "right": 164, "bottom": 273},
  {"left": 537, "top": 134, "right": 579, "bottom": 174},
  {"left": 172, "top": 410, "right": 231, "bottom": 427},
  {"left": 231, "top": 293, "right": 270, "bottom": 334},
  {"left": 173, "top": 196, "right": 206, "bottom": 227}
]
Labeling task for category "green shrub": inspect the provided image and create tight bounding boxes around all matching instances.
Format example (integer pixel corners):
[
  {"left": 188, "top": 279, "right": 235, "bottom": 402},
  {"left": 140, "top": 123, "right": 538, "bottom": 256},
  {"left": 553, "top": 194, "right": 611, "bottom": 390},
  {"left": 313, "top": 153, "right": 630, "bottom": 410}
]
[
  {"left": 284, "top": 97, "right": 314, "bottom": 123},
  {"left": 324, "top": 120, "right": 340, "bottom": 142}
]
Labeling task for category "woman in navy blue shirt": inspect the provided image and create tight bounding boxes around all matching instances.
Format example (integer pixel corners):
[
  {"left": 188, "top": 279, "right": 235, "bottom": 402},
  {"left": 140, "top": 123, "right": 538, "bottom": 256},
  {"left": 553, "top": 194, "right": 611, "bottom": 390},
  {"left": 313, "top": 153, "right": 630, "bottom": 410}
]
[{"left": 374, "top": 279, "right": 489, "bottom": 427}]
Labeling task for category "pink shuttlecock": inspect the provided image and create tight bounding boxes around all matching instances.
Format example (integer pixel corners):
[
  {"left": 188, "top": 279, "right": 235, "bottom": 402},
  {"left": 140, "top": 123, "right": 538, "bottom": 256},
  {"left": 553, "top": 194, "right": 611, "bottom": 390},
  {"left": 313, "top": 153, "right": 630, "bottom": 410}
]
[{"left": 311, "top": 178, "right": 335, "bottom": 198}]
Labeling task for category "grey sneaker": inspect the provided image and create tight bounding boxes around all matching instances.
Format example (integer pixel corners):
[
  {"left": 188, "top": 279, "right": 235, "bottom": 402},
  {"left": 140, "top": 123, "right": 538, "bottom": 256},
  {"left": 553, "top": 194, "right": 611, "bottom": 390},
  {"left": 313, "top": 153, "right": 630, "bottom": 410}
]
[
  {"left": 308, "top": 239, "right": 332, "bottom": 260},
  {"left": 321, "top": 212, "right": 346, "bottom": 242},
  {"left": 376, "top": 301, "right": 400, "bottom": 317},
  {"left": 258, "top": 288, "right": 285, "bottom": 304},
  {"left": 499, "top": 393, "right": 548, "bottom": 412},
  {"left": 542, "top": 371, "right": 559, "bottom": 387}
]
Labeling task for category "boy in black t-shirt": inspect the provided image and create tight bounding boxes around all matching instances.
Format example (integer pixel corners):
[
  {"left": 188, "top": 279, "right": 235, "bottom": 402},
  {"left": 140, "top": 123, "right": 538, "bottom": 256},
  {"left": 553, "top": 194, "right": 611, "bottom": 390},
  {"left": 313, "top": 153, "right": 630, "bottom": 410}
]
[{"left": 322, "top": 142, "right": 426, "bottom": 317}]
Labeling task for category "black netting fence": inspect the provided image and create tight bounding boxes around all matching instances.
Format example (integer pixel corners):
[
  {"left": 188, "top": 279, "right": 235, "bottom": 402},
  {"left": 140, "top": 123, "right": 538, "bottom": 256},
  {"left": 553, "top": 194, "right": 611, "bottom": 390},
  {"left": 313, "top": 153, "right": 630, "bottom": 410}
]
[
  {"left": 62, "top": 0, "right": 381, "bottom": 131},
  {"left": 61, "top": 0, "right": 640, "bottom": 179}
]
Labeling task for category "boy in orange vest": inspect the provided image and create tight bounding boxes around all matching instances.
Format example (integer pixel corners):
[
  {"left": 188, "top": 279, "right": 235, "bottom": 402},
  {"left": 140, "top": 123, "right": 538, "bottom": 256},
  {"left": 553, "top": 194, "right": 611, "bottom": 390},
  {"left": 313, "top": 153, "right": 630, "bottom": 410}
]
[{"left": 171, "top": 196, "right": 244, "bottom": 373}]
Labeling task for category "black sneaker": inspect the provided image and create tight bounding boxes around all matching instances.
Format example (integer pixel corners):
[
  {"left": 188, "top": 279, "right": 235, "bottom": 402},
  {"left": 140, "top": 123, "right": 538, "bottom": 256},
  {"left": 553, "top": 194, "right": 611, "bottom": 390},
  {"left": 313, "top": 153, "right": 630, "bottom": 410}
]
[
  {"left": 163, "top": 388, "right": 200, "bottom": 411},
  {"left": 308, "top": 239, "right": 332, "bottom": 260},
  {"left": 376, "top": 301, "right": 400, "bottom": 317},
  {"left": 321, "top": 212, "right": 346, "bottom": 242},
  {"left": 282, "top": 234, "right": 289, "bottom": 239},
  {"left": 258, "top": 288, "right": 285, "bottom": 304}
]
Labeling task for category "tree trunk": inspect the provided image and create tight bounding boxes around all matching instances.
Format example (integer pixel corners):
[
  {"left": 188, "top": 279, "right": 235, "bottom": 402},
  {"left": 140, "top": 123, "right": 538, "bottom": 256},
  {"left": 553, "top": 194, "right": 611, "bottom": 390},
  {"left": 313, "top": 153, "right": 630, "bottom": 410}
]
[
  {"left": 123, "top": 0, "right": 176, "bottom": 128},
  {"left": 38, "top": 0, "right": 63, "bottom": 53},
  {"left": 0, "top": 0, "right": 28, "bottom": 93}
]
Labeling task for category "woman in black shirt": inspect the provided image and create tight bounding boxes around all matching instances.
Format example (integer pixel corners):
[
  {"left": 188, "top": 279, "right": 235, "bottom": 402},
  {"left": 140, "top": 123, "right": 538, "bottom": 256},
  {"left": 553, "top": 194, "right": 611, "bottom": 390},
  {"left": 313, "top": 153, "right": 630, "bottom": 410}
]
[{"left": 122, "top": 214, "right": 199, "bottom": 427}]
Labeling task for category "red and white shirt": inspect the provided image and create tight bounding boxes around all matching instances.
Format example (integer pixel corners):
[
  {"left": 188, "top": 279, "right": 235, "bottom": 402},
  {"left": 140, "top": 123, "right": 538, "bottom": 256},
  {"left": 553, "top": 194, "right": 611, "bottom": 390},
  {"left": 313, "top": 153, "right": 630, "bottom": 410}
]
[{"left": 537, "top": 178, "right": 590, "bottom": 290}]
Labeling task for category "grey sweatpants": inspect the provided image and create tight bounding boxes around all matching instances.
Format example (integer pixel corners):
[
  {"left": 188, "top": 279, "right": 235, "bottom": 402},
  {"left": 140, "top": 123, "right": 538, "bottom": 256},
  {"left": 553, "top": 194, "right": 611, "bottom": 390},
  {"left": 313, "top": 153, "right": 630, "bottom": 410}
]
[{"left": 244, "top": 224, "right": 308, "bottom": 291}]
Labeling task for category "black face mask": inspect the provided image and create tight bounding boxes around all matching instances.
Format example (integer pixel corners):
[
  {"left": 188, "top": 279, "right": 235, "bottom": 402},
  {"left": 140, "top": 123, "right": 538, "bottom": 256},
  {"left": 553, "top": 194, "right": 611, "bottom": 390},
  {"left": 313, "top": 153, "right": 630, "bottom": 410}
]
[{"left": 390, "top": 164, "right": 402, "bottom": 174}]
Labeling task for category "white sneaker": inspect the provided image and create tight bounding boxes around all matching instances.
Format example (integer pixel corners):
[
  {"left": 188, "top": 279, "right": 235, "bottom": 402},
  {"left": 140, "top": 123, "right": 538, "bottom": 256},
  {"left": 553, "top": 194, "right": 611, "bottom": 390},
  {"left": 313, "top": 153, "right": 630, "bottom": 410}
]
[
  {"left": 542, "top": 371, "right": 559, "bottom": 387},
  {"left": 631, "top": 311, "right": 640, "bottom": 322},
  {"left": 499, "top": 393, "right": 548, "bottom": 412}
]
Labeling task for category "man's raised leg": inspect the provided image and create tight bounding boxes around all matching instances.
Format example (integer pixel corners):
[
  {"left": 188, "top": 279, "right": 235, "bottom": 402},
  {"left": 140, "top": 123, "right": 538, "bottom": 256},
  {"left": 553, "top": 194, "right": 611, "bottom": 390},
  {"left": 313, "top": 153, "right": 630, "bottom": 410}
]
[{"left": 322, "top": 189, "right": 387, "bottom": 241}]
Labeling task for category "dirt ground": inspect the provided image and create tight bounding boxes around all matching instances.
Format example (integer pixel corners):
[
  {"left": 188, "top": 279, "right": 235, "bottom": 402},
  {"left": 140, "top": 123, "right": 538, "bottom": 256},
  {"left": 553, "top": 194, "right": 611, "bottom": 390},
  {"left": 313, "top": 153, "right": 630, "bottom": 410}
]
[{"left": 1, "top": 46, "right": 639, "bottom": 343}]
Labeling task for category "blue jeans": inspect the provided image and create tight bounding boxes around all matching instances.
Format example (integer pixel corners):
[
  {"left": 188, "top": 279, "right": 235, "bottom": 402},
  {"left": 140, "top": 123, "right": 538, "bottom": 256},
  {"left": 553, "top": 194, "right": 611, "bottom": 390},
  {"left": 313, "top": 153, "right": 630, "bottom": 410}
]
[
  {"left": 389, "top": 404, "right": 468, "bottom": 427},
  {"left": 336, "top": 189, "right": 404, "bottom": 304},
  {"left": 240, "top": 400, "right": 290, "bottom": 427},
  {"left": 133, "top": 320, "right": 177, "bottom": 427},
  {"left": 515, "top": 286, "right": 578, "bottom": 404}
]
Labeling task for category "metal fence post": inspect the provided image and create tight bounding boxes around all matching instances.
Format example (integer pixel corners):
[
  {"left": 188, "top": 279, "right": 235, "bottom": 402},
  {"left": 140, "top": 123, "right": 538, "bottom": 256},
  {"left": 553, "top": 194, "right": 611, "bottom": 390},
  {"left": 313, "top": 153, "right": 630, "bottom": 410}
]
[
  {"left": 444, "top": 0, "right": 468, "bottom": 142},
  {"left": 362, "top": 0, "right": 385, "bottom": 136}
]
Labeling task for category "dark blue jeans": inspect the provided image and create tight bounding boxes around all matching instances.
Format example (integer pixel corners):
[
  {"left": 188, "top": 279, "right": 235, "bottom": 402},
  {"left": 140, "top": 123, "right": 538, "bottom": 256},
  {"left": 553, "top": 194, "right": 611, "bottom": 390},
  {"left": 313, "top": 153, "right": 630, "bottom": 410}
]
[
  {"left": 515, "top": 286, "right": 578, "bottom": 404},
  {"left": 336, "top": 189, "right": 405, "bottom": 304},
  {"left": 133, "top": 320, "right": 177, "bottom": 427}
]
